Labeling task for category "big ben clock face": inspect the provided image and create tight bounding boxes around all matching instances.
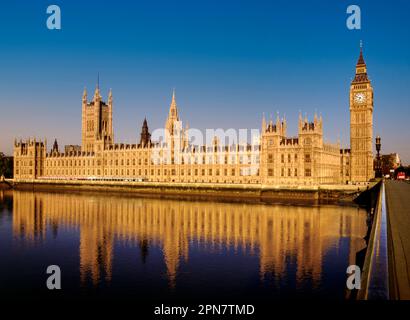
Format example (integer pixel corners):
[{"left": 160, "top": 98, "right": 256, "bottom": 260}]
[{"left": 354, "top": 92, "right": 366, "bottom": 104}]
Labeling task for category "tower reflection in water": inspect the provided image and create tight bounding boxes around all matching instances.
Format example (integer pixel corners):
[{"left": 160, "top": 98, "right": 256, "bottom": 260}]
[{"left": 11, "top": 191, "right": 367, "bottom": 289}]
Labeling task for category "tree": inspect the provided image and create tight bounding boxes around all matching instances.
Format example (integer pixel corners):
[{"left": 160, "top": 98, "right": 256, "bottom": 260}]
[{"left": 0, "top": 152, "right": 13, "bottom": 178}]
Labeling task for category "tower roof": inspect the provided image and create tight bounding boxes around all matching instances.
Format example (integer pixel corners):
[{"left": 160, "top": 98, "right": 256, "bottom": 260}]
[
  {"left": 356, "top": 47, "right": 366, "bottom": 66},
  {"left": 171, "top": 88, "right": 176, "bottom": 105},
  {"left": 168, "top": 89, "right": 179, "bottom": 120},
  {"left": 352, "top": 43, "right": 369, "bottom": 84}
]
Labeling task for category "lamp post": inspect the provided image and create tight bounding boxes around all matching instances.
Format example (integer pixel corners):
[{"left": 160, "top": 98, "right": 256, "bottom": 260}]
[{"left": 375, "top": 136, "right": 382, "bottom": 178}]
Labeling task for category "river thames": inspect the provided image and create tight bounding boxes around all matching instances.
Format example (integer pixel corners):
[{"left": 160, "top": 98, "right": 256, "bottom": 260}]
[{"left": 0, "top": 190, "right": 368, "bottom": 301}]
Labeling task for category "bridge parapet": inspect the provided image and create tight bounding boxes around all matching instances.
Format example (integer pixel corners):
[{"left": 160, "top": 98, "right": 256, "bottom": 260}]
[{"left": 358, "top": 181, "right": 389, "bottom": 299}]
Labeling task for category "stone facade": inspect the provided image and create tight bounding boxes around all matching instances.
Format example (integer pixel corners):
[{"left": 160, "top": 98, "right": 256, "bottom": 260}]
[{"left": 13, "top": 48, "right": 374, "bottom": 185}]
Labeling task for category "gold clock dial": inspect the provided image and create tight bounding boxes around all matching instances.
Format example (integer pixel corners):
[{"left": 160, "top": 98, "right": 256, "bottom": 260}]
[{"left": 354, "top": 92, "right": 366, "bottom": 104}]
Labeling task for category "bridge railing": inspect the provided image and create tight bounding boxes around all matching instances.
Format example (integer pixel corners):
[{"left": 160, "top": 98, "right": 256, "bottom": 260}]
[{"left": 358, "top": 181, "right": 390, "bottom": 299}]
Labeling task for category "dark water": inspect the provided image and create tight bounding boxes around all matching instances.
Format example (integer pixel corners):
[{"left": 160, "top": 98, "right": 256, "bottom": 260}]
[{"left": 0, "top": 190, "right": 368, "bottom": 302}]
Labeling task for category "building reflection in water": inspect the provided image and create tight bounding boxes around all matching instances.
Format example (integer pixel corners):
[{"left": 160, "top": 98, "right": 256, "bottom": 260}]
[{"left": 11, "top": 191, "right": 367, "bottom": 288}]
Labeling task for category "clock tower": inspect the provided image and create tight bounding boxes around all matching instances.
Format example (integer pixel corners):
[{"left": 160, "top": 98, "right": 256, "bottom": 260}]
[{"left": 350, "top": 44, "right": 374, "bottom": 182}]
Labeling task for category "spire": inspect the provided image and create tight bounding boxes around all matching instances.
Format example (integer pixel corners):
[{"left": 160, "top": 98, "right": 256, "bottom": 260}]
[
  {"left": 298, "top": 110, "right": 303, "bottom": 130},
  {"left": 357, "top": 41, "right": 366, "bottom": 66},
  {"left": 94, "top": 73, "right": 101, "bottom": 100},
  {"left": 261, "top": 113, "right": 266, "bottom": 132},
  {"left": 172, "top": 88, "right": 176, "bottom": 105},
  {"left": 140, "top": 117, "right": 151, "bottom": 147},
  {"left": 168, "top": 89, "right": 178, "bottom": 120},
  {"left": 108, "top": 88, "right": 113, "bottom": 104},
  {"left": 83, "top": 87, "right": 87, "bottom": 102},
  {"left": 352, "top": 41, "right": 369, "bottom": 83},
  {"left": 52, "top": 139, "right": 59, "bottom": 153}
]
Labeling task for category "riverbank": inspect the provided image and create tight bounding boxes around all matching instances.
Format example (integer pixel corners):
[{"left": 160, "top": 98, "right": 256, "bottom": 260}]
[{"left": 7, "top": 179, "right": 374, "bottom": 204}]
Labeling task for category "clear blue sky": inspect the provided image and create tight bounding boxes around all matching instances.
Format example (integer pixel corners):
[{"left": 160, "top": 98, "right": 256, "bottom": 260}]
[{"left": 0, "top": 0, "right": 409, "bottom": 163}]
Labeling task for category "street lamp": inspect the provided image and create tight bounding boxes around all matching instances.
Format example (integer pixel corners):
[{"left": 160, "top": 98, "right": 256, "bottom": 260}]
[{"left": 375, "top": 136, "right": 382, "bottom": 178}]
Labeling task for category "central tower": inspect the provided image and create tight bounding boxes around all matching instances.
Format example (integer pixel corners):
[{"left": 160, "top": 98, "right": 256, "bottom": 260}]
[
  {"left": 350, "top": 45, "right": 374, "bottom": 182},
  {"left": 81, "top": 86, "right": 114, "bottom": 153}
]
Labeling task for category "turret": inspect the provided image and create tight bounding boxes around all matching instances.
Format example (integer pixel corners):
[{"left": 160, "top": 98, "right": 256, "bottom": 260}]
[
  {"left": 51, "top": 138, "right": 59, "bottom": 153},
  {"left": 165, "top": 89, "right": 181, "bottom": 136},
  {"left": 139, "top": 117, "right": 151, "bottom": 147},
  {"left": 261, "top": 113, "right": 266, "bottom": 133}
]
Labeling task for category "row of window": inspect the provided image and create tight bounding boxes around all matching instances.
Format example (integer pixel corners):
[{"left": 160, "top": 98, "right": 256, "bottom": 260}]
[
  {"left": 267, "top": 153, "right": 311, "bottom": 163},
  {"left": 45, "top": 154, "right": 262, "bottom": 167},
  {"left": 45, "top": 167, "right": 260, "bottom": 177},
  {"left": 267, "top": 168, "right": 311, "bottom": 177}
]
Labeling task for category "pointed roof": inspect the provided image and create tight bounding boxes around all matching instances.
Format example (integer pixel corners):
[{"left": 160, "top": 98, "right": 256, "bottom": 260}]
[
  {"left": 52, "top": 138, "right": 59, "bottom": 152},
  {"left": 171, "top": 88, "right": 176, "bottom": 105},
  {"left": 140, "top": 117, "right": 151, "bottom": 146},
  {"left": 168, "top": 89, "right": 179, "bottom": 120},
  {"left": 357, "top": 47, "right": 366, "bottom": 66},
  {"left": 352, "top": 43, "right": 369, "bottom": 84},
  {"left": 94, "top": 85, "right": 101, "bottom": 100}
]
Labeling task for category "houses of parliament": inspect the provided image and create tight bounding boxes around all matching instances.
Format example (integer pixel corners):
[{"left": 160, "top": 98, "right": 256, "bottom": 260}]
[{"left": 13, "top": 48, "right": 374, "bottom": 185}]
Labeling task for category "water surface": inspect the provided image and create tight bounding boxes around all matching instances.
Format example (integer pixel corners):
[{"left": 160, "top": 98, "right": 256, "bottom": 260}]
[{"left": 0, "top": 190, "right": 368, "bottom": 301}]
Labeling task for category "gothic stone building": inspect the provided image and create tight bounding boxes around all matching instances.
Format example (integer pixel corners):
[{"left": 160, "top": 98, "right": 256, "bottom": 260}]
[{"left": 13, "top": 48, "right": 374, "bottom": 185}]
